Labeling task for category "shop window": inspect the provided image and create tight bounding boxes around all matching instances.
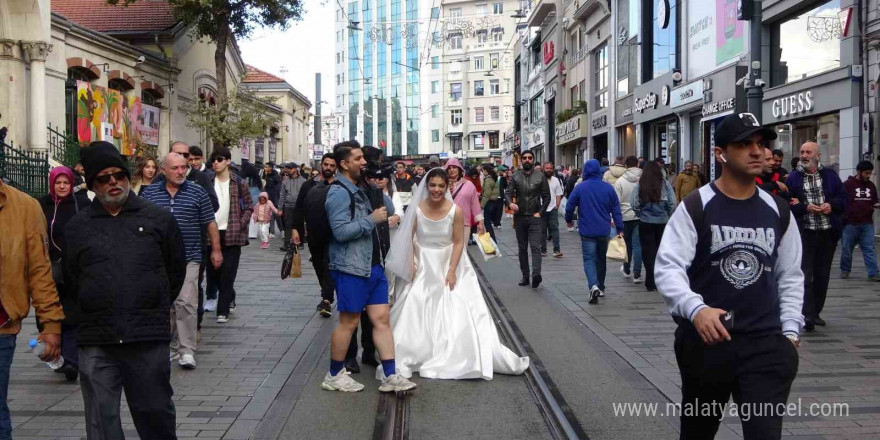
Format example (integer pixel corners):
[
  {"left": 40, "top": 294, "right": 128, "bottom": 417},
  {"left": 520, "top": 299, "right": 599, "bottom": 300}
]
[
  {"left": 769, "top": 114, "right": 841, "bottom": 171},
  {"left": 594, "top": 44, "right": 609, "bottom": 109},
  {"left": 771, "top": 0, "right": 842, "bottom": 86},
  {"left": 474, "top": 134, "right": 485, "bottom": 149},
  {"left": 475, "top": 107, "right": 485, "bottom": 123}
]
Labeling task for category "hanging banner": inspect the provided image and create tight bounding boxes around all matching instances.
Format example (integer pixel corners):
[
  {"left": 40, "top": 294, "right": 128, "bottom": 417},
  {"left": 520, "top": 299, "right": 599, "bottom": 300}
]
[
  {"left": 688, "top": 0, "right": 746, "bottom": 79},
  {"left": 139, "top": 104, "right": 160, "bottom": 146}
]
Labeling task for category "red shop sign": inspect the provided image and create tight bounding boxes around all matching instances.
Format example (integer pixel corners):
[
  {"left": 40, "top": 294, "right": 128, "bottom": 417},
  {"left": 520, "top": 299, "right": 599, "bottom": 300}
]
[{"left": 543, "top": 41, "right": 554, "bottom": 65}]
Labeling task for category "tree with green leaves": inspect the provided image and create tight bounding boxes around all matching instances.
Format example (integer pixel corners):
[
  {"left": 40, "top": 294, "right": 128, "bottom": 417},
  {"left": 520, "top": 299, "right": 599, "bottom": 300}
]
[
  {"left": 183, "top": 86, "right": 281, "bottom": 152},
  {"left": 108, "top": 0, "right": 304, "bottom": 117}
]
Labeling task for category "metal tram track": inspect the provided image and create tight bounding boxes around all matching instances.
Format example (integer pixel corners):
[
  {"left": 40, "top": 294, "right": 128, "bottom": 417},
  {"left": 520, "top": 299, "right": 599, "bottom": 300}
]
[{"left": 372, "top": 254, "right": 587, "bottom": 440}]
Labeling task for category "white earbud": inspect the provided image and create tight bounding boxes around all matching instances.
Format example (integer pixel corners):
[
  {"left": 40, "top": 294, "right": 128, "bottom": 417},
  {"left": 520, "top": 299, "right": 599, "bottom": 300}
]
[{"left": 720, "top": 154, "right": 728, "bottom": 163}]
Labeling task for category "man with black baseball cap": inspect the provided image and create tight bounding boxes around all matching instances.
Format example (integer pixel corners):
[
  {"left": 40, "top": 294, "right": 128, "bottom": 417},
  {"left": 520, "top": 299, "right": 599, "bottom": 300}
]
[{"left": 655, "top": 113, "right": 804, "bottom": 439}]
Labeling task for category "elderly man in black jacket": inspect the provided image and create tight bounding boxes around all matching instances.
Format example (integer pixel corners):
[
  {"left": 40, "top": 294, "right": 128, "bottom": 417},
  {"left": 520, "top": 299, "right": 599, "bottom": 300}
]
[{"left": 63, "top": 141, "right": 186, "bottom": 440}]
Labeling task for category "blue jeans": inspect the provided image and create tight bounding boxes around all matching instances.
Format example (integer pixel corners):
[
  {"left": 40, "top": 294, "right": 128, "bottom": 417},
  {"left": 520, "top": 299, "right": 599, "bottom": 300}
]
[
  {"left": 0, "top": 335, "right": 15, "bottom": 439},
  {"left": 622, "top": 220, "right": 643, "bottom": 276},
  {"left": 840, "top": 224, "right": 879, "bottom": 277},
  {"left": 581, "top": 236, "right": 609, "bottom": 291}
]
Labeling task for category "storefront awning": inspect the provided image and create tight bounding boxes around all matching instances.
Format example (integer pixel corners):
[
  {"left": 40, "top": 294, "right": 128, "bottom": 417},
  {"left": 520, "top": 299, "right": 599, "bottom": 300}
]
[
  {"left": 468, "top": 131, "right": 486, "bottom": 137},
  {"left": 486, "top": 130, "right": 500, "bottom": 134},
  {"left": 446, "top": 132, "right": 463, "bottom": 138}
]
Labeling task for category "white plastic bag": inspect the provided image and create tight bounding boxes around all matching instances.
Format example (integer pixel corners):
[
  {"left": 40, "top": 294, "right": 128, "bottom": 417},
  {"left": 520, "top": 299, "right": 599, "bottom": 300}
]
[
  {"left": 473, "top": 234, "right": 502, "bottom": 261},
  {"left": 248, "top": 218, "right": 259, "bottom": 239}
]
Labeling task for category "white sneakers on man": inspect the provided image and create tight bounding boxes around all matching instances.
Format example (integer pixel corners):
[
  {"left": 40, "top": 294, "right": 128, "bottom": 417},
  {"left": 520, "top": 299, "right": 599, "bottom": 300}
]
[
  {"left": 379, "top": 374, "right": 418, "bottom": 392},
  {"left": 179, "top": 354, "right": 196, "bottom": 369},
  {"left": 321, "top": 369, "right": 365, "bottom": 392},
  {"left": 204, "top": 299, "right": 217, "bottom": 312}
]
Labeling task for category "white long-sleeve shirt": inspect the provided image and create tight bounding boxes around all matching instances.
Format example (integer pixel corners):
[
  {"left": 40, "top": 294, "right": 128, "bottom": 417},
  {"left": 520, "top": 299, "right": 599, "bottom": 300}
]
[{"left": 655, "top": 184, "right": 805, "bottom": 337}]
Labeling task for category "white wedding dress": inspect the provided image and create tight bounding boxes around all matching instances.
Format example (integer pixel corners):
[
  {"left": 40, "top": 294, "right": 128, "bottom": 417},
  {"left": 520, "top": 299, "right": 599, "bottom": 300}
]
[{"left": 387, "top": 203, "right": 529, "bottom": 380}]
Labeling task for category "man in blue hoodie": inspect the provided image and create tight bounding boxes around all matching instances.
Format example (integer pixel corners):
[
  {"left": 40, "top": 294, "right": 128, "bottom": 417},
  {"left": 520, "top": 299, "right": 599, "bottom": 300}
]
[{"left": 565, "top": 159, "right": 624, "bottom": 304}]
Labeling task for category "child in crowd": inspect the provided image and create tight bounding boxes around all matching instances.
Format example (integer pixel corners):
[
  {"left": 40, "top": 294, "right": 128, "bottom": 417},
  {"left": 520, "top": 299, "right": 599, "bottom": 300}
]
[{"left": 254, "top": 192, "right": 279, "bottom": 249}]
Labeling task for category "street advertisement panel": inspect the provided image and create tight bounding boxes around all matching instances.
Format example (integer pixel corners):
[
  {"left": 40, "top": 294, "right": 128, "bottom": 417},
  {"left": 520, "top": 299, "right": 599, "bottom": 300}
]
[
  {"left": 140, "top": 104, "right": 160, "bottom": 146},
  {"left": 76, "top": 80, "right": 159, "bottom": 154},
  {"left": 688, "top": 0, "right": 746, "bottom": 79}
]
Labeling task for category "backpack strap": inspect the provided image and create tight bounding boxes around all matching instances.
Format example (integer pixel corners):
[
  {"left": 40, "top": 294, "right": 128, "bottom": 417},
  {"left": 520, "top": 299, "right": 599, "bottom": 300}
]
[
  {"left": 330, "top": 180, "right": 357, "bottom": 220},
  {"left": 682, "top": 190, "right": 704, "bottom": 232}
]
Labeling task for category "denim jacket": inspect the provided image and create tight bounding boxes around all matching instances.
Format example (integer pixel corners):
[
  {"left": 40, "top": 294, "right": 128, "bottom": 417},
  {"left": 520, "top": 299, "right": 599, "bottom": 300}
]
[
  {"left": 326, "top": 174, "right": 395, "bottom": 277},
  {"left": 630, "top": 180, "right": 676, "bottom": 224}
]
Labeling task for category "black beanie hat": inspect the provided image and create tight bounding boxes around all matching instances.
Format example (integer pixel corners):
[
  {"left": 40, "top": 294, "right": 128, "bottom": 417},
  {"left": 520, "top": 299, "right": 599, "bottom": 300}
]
[{"left": 80, "top": 141, "right": 130, "bottom": 190}]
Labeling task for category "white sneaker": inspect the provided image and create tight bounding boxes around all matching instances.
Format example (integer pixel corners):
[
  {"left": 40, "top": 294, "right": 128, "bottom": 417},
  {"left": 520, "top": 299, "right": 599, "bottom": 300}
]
[
  {"left": 217, "top": 315, "right": 229, "bottom": 323},
  {"left": 620, "top": 265, "right": 632, "bottom": 279},
  {"left": 633, "top": 275, "right": 643, "bottom": 284},
  {"left": 170, "top": 351, "right": 180, "bottom": 362},
  {"left": 179, "top": 354, "right": 196, "bottom": 369},
  {"left": 230, "top": 301, "right": 236, "bottom": 313},
  {"left": 589, "top": 286, "right": 601, "bottom": 304},
  {"left": 321, "top": 369, "right": 364, "bottom": 392},
  {"left": 379, "top": 374, "right": 418, "bottom": 392},
  {"left": 567, "top": 226, "right": 574, "bottom": 232},
  {"left": 204, "top": 299, "right": 217, "bottom": 312}
]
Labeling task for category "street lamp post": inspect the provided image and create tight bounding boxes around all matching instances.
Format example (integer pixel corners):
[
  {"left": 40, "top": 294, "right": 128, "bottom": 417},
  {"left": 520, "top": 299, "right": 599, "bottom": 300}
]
[{"left": 743, "top": 0, "right": 765, "bottom": 119}]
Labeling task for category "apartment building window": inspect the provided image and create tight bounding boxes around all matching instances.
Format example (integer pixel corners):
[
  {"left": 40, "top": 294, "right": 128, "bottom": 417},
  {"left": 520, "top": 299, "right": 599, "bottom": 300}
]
[
  {"left": 474, "top": 134, "right": 485, "bottom": 149},
  {"left": 451, "top": 137, "right": 462, "bottom": 152},
  {"left": 432, "top": 104, "right": 439, "bottom": 117},
  {"left": 451, "top": 109, "right": 462, "bottom": 124},
  {"left": 529, "top": 92, "right": 543, "bottom": 123},
  {"left": 449, "top": 7, "right": 462, "bottom": 17},
  {"left": 594, "top": 44, "right": 608, "bottom": 109},
  {"left": 431, "top": 80, "right": 440, "bottom": 93},
  {"left": 490, "top": 53, "right": 499, "bottom": 69},
  {"left": 504, "top": 79, "right": 511, "bottom": 93},
  {"left": 474, "top": 56, "right": 484, "bottom": 71},
  {"left": 431, "top": 7, "right": 440, "bottom": 19},
  {"left": 449, "top": 33, "right": 462, "bottom": 49},
  {"left": 477, "top": 30, "right": 488, "bottom": 44},
  {"left": 571, "top": 84, "right": 579, "bottom": 106},
  {"left": 432, "top": 129, "right": 440, "bottom": 142},
  {"left": 579, "top": 80, "right": 585, "bottom": 101},
  {"left": 475, "top": 107, "right": 485, "bottom": 123},
  {"left": 476, "top": 3, "right": 488, "bottom": 15},
  {"left": 490, "top": 106, "right": 499, "bottom": 121},
  {"left": 493, "top": 2, "right": 503, "bottom": 14},
  {"left": 432, "top": 56, "right": 440, "bottom": 69},
  {"left": 489, "top": 132, "right": 499, "bottom": 149},
  {"left": 492, "top": 27, "right": 503, "bottom": 42},
  {"left": 474, "top": 80, "right": 484, "bottom": 96},
  {"left": 490, "top": 79, "right": 500, "bottom": 95},
  {"left": 450, "top": 82, "right": 462, "bottom": 100}
]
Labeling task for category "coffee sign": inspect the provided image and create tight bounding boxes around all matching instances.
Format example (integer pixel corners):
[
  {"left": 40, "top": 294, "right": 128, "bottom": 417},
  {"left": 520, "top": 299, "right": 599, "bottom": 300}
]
[
  {"left": 633, "top": 93, "right": 659, "bottom": 113},
  {"left": 771, "top": 90, "right": 814, "bottom": 119}
]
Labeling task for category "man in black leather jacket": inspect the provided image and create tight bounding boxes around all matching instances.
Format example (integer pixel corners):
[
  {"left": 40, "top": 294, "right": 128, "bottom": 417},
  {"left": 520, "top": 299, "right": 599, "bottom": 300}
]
[{"left": 505, "top": 150, "right": 551, "bottom": 288}]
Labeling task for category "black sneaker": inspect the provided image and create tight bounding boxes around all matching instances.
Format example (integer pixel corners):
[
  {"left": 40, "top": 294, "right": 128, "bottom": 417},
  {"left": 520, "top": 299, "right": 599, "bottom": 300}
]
[
  {"left": 317, "top": 299, "right": 332, "bottom": 318},
  {"left": 589, "top": 286, "right": 601, "bottom": 304},
  {"left": 518, "top": 277, "right": 530, "bottom": 286},
  {"left": 531, "top": 275, "right": 542, "bottom": 289}
]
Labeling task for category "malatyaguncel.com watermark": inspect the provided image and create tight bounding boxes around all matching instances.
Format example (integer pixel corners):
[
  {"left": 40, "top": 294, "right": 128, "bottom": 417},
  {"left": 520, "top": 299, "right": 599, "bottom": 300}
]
[{"left": 612, "top": 399, "right": 849, "bottom": 421}]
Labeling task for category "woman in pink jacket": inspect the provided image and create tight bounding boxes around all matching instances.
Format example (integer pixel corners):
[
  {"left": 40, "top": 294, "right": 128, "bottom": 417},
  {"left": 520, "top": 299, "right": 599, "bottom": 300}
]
[{"left": 444, "top": 158, "right": 486, "bottom": 244}]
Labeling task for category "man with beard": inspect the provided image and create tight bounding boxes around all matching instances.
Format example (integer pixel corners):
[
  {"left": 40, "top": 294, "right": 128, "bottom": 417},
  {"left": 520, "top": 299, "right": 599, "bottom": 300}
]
[
  {"left": 279, "top": 163, "right": 307, "bottom": 251},
  {"left": 292, "top": 153, "right": 339, "bottom": 317},
  {"left": 505, "top": 150, "right": 551, "bottom": 288},
  {"left": 64, "top": 141, "right": 186, "bottom": 439},
  {"left": 674, "top": 161, "right": 702, "bottom": 201},
  {"left": 263, "top": 162, "right": 283, "bottom": 236},
  {"left": 772, "top": 149, "right": 789, "bottom": 180},
  {"left": 542, "top": 162, "right": 564, "bottom": 258},
  {"left": 412, "top": 165, "right": 426, "bottom": 186},
  {"left": 786, "top": 141, "right": 847, "bottom": 330}
]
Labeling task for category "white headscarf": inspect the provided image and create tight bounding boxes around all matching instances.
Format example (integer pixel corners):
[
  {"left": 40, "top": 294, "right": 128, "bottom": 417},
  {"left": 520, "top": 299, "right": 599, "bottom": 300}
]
[{"left": 385, "top": 167, "right": 452, "bottom": 283}]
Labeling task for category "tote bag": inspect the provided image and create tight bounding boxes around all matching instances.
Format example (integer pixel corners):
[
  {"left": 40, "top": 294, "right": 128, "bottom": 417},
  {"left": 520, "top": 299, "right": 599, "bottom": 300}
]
[{"left": 606, "top": 236, "right": 628, "bottom": 262}]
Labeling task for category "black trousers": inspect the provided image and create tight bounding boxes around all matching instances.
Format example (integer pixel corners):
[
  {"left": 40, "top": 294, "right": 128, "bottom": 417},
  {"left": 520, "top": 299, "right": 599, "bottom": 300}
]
[
  {"left": 79, "top": 341, "right": 177, "bottom": 440},
  {"left": 492, "top": 198, "right": 504, "bottom": 227},
  {"left": 514, "top": 215, "right": 543, "bottom": 278},
  {"left": 308, "top": 239, "right": 335, "bottom": 303},
  {"left": 639, "top": 222, "right": 666, "bottom": 290},
  {"left": 675, "top": 328, "right": 798, "bottom": 440},
  {"left": 197, "top": 255, "right": 206, "bottom": 330},
  {"left": 801, "top": 229, "right": 836, "bottom": 321},
  {"left": 208, "top": 237, "right": 242, "bottom": 317},
  {"left": 283, "top": 207, "right": 305, "bottom": 246}
]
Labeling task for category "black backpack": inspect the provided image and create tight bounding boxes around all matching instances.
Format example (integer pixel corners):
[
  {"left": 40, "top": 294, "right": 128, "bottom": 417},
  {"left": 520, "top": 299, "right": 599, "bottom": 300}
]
[
  {"left": 304, "top": 181, "right": 355, "bottom": 245},
  {"left": 682, "top": 187, "right": 791, "bottom": 247}
]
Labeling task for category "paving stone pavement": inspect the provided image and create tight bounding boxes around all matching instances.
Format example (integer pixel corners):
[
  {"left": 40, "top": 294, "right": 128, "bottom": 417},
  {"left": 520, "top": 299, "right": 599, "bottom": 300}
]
[
  {"left": 9, "top": 238, "right": 324, "bottom": 440},
  {"left": 489, "top": 214, "right": 880, "bottom": 440}
]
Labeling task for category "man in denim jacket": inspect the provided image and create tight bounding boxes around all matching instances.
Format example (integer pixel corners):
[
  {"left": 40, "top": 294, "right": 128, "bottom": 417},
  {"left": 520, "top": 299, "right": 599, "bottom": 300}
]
[{"left": 321, "top": 141, "right": 416, "bottom": 393}]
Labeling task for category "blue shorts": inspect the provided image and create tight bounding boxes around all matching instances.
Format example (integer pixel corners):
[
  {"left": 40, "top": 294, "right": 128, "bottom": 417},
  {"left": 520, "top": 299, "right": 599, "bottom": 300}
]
[{"left": 330, "top": 264, "right": 389, "bottom": 313}]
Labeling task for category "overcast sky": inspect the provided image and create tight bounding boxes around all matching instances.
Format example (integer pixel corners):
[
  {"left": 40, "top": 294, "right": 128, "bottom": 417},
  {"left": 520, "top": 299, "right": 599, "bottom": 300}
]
[{"left": 239, "top": 1, "right": 335, "bottom": 116}]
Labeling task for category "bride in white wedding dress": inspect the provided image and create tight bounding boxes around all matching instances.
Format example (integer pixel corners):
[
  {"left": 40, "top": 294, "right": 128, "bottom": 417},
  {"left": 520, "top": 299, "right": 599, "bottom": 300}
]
[{"left": 383, "top": 168, "right": 529, "bottom": 380}]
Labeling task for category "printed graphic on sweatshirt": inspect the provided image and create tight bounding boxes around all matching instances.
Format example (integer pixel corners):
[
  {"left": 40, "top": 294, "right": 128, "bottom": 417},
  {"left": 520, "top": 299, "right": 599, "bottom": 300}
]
[
  {"left": 710, "top": 225, "right": 776, "bottom": 289},
  {"left": 854, "top": 187, "right": 872, "bottom": 199}
]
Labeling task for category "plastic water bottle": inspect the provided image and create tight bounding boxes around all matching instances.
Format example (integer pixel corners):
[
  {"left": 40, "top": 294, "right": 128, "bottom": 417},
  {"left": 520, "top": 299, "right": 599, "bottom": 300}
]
[{"left": 29, "top": 339, "right": 64, "bottom": 370}]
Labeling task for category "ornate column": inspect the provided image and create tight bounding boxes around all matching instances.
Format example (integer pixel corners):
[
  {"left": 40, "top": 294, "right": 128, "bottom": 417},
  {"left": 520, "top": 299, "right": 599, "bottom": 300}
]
[{"left": 21, "top": 41, "right": 51, "bottom": 150}]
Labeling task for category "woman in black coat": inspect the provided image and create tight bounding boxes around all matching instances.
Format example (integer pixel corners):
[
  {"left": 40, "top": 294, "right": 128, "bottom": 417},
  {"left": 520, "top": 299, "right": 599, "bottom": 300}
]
[{"left": 39, "top": 166, "right": 90, "bottom": 381}]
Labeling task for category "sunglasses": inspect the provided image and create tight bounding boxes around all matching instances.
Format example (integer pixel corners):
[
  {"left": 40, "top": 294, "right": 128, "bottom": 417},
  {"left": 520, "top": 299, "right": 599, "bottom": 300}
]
[
  {"left": 94, "top": 171, "right": 128, "bottom": 185},
  {"left": 212, "top": 157, "right": 229, "bottom": 163}
]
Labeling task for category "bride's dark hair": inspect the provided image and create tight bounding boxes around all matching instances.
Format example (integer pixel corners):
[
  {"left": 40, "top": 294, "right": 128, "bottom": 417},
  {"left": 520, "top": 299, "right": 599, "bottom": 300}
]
[{"left": 426, "top": 168, "right": 450, "bottom": 187}]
